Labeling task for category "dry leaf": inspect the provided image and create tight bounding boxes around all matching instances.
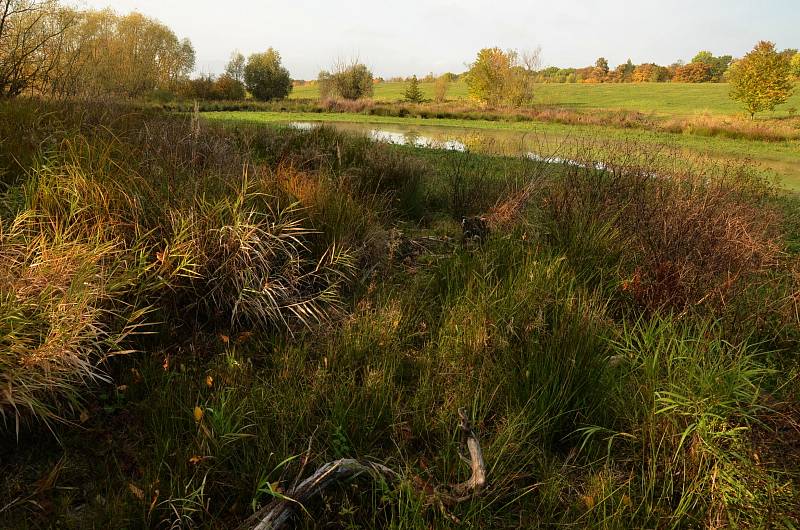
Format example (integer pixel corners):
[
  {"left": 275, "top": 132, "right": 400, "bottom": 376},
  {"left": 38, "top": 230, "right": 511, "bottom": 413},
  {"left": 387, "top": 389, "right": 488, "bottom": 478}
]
[
  {"left": 581, "top": 495, "right": 595, "bottom": 509},
  {"left": 189, "top": 455, "right": 206, "bottom": 465},
  {"left": 129, "top": 483, "right": 145, "bottom": 500},
  {"left": 79, "top": 410, "right": 89, "bottom": 423},
  {"left": 219, "top": 334, "right": 230, "bottom": 344},
  {"left": 193, "top": 406, "right": 204, "bottom": 423},
  {"left": 205, "top": 375, "right": 213, "bottom": 388}
]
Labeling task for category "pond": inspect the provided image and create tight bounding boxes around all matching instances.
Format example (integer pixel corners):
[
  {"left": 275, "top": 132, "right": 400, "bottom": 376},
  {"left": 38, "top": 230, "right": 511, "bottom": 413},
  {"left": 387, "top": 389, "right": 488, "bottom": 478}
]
[{"left": 289, "top": 121, "right": 607, "bottom": 169}]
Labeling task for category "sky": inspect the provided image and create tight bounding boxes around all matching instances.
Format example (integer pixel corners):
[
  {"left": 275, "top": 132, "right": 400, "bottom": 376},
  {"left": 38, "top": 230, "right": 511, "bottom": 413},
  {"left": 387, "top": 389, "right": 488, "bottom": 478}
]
[{"left": 80, "top": 0, "right": 799, "bottom": 79}]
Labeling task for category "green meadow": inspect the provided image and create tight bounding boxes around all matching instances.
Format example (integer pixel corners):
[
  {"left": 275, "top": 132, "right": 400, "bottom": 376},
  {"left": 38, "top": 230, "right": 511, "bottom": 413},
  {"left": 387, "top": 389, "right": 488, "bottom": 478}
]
[{"left": 291, "top": 80, "right": 800, "bottom": 117}]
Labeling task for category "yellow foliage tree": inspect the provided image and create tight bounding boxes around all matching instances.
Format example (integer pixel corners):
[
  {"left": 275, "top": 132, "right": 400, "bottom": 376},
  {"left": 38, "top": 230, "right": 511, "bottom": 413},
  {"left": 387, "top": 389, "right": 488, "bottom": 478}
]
[{"left": 729, "top": 41, "right": 795, "bottom": 118}]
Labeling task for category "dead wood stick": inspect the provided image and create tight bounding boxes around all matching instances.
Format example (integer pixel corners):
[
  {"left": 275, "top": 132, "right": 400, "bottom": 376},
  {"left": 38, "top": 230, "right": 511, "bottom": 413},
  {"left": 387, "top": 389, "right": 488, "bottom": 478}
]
[
  {"left": 451, "top": 407, "right": 487, "bottom": 497},
  {"left": 240, "top": 459, "right": 397, "bottom": 530},
  {"left": 243, "top": 408, "right": 487, "bottom": 530}
]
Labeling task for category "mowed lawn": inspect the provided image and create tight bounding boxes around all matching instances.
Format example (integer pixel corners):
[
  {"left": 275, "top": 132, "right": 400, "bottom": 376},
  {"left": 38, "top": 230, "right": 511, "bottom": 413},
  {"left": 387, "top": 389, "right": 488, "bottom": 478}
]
[{"left": 290, "top": 80, "right": 800, "bottom": 118}]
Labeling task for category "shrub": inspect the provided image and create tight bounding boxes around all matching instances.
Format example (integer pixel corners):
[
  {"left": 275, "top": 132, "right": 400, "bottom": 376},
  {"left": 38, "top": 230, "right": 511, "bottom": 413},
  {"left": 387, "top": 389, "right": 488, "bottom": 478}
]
[
  {"left": 244, "top": 48, "right": 292, "bottom": 101},
  {"left": 0, "top": 166, "right": 151, "bottom": 430},
  {"left": 213, "top": 74, "right": 245, "bottom": 100},
  {"left": 541, "top": 141, "right": 780, "bottom": 313},
  {"left": 318, "top": 60, "right": 374, "bottom": 100},
  {"left": 0, "top": 101, "right": 368, "bottom": 428}
]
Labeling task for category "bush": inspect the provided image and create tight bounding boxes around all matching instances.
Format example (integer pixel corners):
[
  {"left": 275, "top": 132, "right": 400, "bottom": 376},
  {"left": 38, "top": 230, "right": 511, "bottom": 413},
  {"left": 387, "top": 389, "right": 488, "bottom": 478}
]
[
  {"left": 541, "top": 140, "right": 780, "bottom": 313},
  {"left": 244, "top": 48, "right": 292, "bottom": 101},
  {"left": 213, "top": 74, "right": 245, "bottom": 100},
  {"left": 318, "top": 61, "right": 374, "bottom": 100}
]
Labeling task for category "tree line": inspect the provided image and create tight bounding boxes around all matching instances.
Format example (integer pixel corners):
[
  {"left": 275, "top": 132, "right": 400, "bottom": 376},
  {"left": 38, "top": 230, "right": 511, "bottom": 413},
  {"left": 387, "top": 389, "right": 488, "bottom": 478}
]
[
  {"left": 2, "top": 1, "right": 797, "bottom": 116},
  {"left": 537, "top": 47, "right": 798, "bottom": 84},
  {"left": 1, "top": 0, "right": 194, "bottom": 99}
]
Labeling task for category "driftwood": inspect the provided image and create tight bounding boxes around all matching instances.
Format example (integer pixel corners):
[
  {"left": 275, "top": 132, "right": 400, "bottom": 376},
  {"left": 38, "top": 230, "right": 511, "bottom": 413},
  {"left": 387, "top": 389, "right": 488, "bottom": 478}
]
[{"left": 241, "top": 407, "right": 487, "bottom": 530}]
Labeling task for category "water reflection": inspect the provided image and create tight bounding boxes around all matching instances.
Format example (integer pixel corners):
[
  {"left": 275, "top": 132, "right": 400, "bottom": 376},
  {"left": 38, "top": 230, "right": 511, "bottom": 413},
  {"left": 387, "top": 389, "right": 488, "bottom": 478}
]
[
  {"left": 288, "top": 121, "right": 607, "bottom": 170},
  {"left": 290, "top": 122, "right": 467, "bottom": 151}
]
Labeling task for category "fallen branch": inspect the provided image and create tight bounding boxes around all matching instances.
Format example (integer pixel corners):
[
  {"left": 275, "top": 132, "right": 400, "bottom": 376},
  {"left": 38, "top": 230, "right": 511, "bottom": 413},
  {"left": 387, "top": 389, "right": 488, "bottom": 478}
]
[
  {"left": 241, "top": 408, "right": 487, "bottom": 530},
  {"left": 452, "top": 407, "right": 487, "bottom": 498}
]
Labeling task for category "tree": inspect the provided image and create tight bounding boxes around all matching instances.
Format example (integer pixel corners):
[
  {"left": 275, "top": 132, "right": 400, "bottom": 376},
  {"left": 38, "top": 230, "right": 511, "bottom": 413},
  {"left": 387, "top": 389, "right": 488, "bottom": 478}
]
[
  {"left": 589, "top": 57, "right": 609, "bottom": 82},
  {"left": 609, "top": 59, "right": 635, "bottom": 82},
  {"left": 791, "top": 53, "right": 800, "bottom": 79},
  {"left": 729, "top": 41, "right": 795, "bottom": 117},
  {"left": 225, "top": 50, "right": 245, "bottom": 84},
  {"left": 464, "top": 47, "right": 538, "bottom": 106},
  {"left": 244, "top": 48, "right": 292, "bottom": 101},
  {"left": 318, "top": 59, "right": 373, "bottom": 100},
  {"left": 0, "top": 0, "right": 78, "bottom": 98},
  {"left": 465, "top": 47, "right": 512, "bottom": 105},
  {"left": 214, "top": 73, "right": 245, "bottom": 100},
  {"left": 632, "top": 63, "right": 668, "bottom": 83},
  {"left": 673, "top": 62, "right": 712, "bottom": 82},
  {"left": 64, "top": 9, "right": 194, "bottom": 98},
  {"left": 404, "top": 74, "right": 423, "bottom": 103},
  {"left": 0, "top": 5, "right": 194, "bottom": 98},
  {"left": 691, "top": 50, "right": 732, "bottom": 81}
]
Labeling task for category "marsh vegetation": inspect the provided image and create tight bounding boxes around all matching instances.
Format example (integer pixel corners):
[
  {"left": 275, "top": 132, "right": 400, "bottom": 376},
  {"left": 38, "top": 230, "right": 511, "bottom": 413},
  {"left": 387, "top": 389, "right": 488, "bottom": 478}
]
[{"left": 2, "top": 0, "right": 800, "bottom": 528}]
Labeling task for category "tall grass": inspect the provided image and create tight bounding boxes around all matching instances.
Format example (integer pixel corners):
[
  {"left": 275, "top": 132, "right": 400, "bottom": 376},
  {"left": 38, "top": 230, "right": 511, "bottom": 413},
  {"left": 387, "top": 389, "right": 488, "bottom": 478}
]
[
  {"left": 1, "top": 98, "right": 799, "bottom": 528},
  {"left": 160, "top": 96, "right": 800, "bottom": 142}
]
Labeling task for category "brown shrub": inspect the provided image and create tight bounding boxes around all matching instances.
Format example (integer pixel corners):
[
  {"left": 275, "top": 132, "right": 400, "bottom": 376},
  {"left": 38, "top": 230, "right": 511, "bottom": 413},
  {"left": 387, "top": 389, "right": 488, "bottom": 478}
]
[{"left": 541, "top": 140, "right": 782, "bottom": 313}]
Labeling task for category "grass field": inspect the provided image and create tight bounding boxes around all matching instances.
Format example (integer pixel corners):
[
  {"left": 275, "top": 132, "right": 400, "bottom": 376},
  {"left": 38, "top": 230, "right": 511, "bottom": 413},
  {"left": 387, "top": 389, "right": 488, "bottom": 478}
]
[
  {"left": 290, "top": 81, "right": 800, "bottom": 118},
  {"left": 205, "top": 110, "right": 800, "bottom": 189},
  {"left": 3, "top": 100, "right": 800, "bottom": 528}
]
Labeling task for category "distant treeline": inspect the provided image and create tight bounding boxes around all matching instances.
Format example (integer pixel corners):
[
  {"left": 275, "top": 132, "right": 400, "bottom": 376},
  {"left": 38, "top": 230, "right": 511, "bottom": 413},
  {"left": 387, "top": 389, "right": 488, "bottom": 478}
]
[
  {"left": 3, "top": 0, "right": 799, "bottom": 104},
  {"left": 366, "top": 50, "right": 800, "bottom": 85}
]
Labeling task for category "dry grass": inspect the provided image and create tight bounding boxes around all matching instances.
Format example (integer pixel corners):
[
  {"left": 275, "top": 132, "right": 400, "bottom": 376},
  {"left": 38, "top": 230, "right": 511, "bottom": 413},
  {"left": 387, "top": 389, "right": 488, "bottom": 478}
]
[{"left": 538, "top": 139, "right": 783, "bottom": 312}]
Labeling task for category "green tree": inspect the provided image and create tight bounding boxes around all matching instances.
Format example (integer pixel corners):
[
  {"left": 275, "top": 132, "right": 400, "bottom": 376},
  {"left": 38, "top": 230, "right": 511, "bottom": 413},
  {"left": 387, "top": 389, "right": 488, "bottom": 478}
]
[
  {"left": 404, "top": 75, "right": 423, "bottom": 103},
  {"left": 465, "top": 47, "right": 512, "bottom": 105},
  {"left": 791, "top": 53, "right": 800, "bottom": 78},
  {"left": 244, "top": 48, "right": 292, "bottom": 101},
  {"left": 225, "top": 51, "right": 246, "bottom": 84},
  {"left": 464, "top": 47, "right": 537, "bottom": 106},
  {"left": 691, "top": 50, "right": 732, "bottom": 81},
  {"left": 729, "top": 41, "right": 795, "bottom": 117},
  {"left": 318, "top": 60, "right": 373, "bottom": 100}
]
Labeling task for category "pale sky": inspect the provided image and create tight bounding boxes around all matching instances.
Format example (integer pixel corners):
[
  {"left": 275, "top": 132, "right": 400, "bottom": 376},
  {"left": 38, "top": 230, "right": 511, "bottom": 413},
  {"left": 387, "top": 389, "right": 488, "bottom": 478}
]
[{"left": 80, "top": 0, "right": 798, "bottom": 79}]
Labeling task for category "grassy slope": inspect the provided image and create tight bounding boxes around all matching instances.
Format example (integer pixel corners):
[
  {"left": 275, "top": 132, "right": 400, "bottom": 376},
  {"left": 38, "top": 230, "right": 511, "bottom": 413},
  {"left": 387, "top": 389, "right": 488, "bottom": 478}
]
[
  {"left": 205, "top": 110, "right": 800, "bottom": 190},
  {"left": 291, "top": 81, "right": 800, "bottom": 117}
]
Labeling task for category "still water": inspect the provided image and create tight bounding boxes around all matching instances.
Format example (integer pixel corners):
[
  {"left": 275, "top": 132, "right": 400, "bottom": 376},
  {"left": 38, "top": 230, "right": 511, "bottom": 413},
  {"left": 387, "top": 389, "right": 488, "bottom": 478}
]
[{"left": 289, "top": 121, "right": 605, "bottom": 169}]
